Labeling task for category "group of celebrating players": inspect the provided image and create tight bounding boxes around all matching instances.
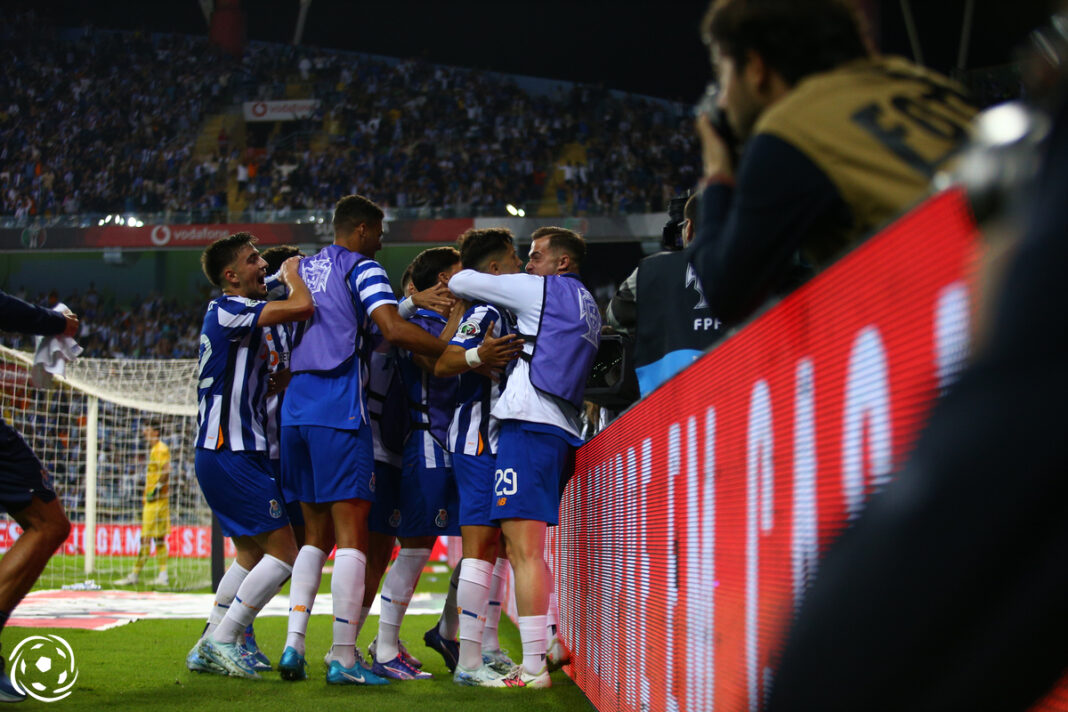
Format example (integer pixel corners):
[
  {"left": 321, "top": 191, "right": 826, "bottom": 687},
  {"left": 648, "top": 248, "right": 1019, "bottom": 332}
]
[{"left": 186, "top": 193, "right": 600, "bottom": 689}]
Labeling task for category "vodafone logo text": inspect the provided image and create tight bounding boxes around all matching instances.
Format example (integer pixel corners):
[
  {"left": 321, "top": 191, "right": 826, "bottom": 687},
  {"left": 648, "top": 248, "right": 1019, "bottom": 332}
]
[
  {"left": 147, "top": 226, "right": 232, "bottom": 247},
  {"left": 150, "top": 225, "right": 171, "bottom": 246}
]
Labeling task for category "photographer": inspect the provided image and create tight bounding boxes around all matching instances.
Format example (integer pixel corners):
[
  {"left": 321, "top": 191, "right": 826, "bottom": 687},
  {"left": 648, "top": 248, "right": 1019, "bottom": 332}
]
[
  {"left": 688, "top": 0, "right": 975, "bottom": 326},
  {"left": 607, "top": 194, "right": 723, "bottom": 397}
]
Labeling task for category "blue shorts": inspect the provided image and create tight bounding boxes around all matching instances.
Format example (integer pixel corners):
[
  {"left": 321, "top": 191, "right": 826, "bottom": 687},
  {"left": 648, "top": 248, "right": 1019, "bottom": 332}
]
[
  {"left": 453, "top": 452, "right": 498, "bottom": 528},
  {"left": 195, "top": 448, "right": 289, "bottom": 538},
  {"left": 0, "top": 419, "right": 57, "bottom": 514},
  {"left": 492, "top": 420, "right": 574, "bottom": 526},
  {"left": 368, "top": 460, "right": 402, "bottom": 536},
  {"left": 397, "top": 441, "right": 459, "bottom": 537},
  {"left": 280, "top": 424, "right": 375, "bottom": 504},
  {"left": 270, "top": 460, "right": 304, "bottom": 527}
]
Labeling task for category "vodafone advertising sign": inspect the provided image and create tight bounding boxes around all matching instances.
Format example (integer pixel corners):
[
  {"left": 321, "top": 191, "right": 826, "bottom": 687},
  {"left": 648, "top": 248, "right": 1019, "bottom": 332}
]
[
  {"left": 544, "top": 190, "right": 1058, "bottom": 711},
  {"left": 242, "top": 100, "right": 320, "bottom": 122}
]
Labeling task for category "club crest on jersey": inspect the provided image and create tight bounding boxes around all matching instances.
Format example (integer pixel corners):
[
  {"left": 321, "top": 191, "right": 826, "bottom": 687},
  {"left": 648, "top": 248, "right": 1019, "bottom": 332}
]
[
  {"left": 389, "top": 509, "right": 402, "bottom": 529},
  {"left": 434, "top": 509, "right": 449, "bottom": 528},
  {"left": 458, "top": 320, "right": 480, "bottom": 337},
  {"left": 268, "top": 499, "right": 283, "bottom": 519},
  {"left": 301, "top": 253, "right": 332, "bottom": 294},
  {"left": 579, "top": 289, "right": 601, "bottom": 347}
]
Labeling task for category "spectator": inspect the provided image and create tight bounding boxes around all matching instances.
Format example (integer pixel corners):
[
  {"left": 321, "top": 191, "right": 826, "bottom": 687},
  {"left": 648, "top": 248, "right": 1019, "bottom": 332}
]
[
  {"left": 766, "top": 43, "right": 1068, "bottom": 711},
  {"left": 687, "top": 0, "right": 976, "bottom": 326}
]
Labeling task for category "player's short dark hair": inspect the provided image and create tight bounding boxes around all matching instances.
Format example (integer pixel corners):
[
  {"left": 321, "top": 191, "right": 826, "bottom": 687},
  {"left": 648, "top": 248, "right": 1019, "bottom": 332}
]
[
  {"left": 531, "top": 226, "right": 586, "bottom": 267},
  {"left": 333, "top": 194, "right": 384, "bottom": 236},
  {"left": 260, "top": 245, "right": 303, "bottom": 274},
  {"left": 143, "top": 419, "right": 163, "bottom": 436},
  {"left": 410, "top": 246, "right": 461, "bottom": 291},
  {"left": 702, "top": 0, "right": 870, "bottom": 87},
  {"left": 458, "top": 228, "right": 515, "bottom": 270},
  {"left": 400, "top": 263, "right": 415, "bottom": 296},
  {"left": 201, "top": 232, "right": 256, "bottom": 288}
]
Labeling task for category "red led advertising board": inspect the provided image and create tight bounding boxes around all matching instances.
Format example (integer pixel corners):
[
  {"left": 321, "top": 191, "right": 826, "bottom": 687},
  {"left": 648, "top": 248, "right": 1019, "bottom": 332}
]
[{"left": 546, "top": 189, "right": 1065, "bottom": 711}]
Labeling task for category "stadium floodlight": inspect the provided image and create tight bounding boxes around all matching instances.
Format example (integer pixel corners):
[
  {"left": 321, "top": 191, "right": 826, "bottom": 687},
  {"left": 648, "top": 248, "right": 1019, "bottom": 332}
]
[
  {"left": 104, "top": 214, "right": 113, "bottom": 224},
  {"left": 506, "top": 204, "right": 519, "bottom": 216},
  {"left": 116, "top": 216, "right": 125, "bottom": 226},
  {"left": 517, "top": 208, "right": 526, "bottom": 217}
]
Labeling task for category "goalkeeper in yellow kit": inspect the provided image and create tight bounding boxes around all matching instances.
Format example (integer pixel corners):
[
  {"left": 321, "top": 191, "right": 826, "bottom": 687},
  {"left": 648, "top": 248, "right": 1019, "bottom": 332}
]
[{"left": 116, "top": 420, "right": 171, "bottom": 586}]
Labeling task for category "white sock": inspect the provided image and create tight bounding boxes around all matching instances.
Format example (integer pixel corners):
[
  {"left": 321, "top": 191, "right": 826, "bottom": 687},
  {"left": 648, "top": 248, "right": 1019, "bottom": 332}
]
[
  {"left": 330, "top": 548, "right": 366, "bottom": 668},
  {"left": 285, "top": 545, "right": 327, "bottom": 655},
  {"left": 518, "top": 614, "right": 548, "bottom": 676},
  {"left": 482, "top": 557, "right": 508, "bottom": 652},
  {"left": 437, "top": 562, "right": 461, "bottom": 640},
  {"left": 355, "top": 605, "right": 372, "bottom": 639},
  {"left": 204, "top": 562, "right": 249, "bottom": 638},
  {"left": 456, "top": 558, "right": 494, "bottom": 670},
  {"left": 214, "top": 555, "right": 293, "bottom": 644},
  {"left": 376, "top": 547, "right": 431, "bottom": 662}
]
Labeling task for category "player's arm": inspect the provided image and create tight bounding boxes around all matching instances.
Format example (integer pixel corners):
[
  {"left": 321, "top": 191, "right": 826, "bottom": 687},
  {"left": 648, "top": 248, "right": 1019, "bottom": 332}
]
[
  {"left": 447, "top": 270, "right": 543, "bottom": 315},
  {"left": 146, "top": 450, "right": 170, "bottom": 502},
  {"left": 154, "top": 455, "right": 171, "bottom": 502},
  {"left": 398, "top": 282, "right": 455, "bottom": 319},
  {"left": 410, "top": 301, "right": 466, "bottom": 373},
  {"left": 371, "top": 304, "right": 447, "bottom": 358},
  {"left": 435, "top": 324, "right": 522, "bottom": 377},
  {"left": 0, "top": 290, "right": 79, "bottom": 337},
  {"left": 266, "top": 367, "right": 292, "bottom": 397},
  {"left": 259, "top": 256, "right": 314, "bottom": 326}
]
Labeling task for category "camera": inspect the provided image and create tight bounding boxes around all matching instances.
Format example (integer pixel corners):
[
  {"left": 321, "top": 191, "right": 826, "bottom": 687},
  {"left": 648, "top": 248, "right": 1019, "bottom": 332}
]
[
  {"left": 694, "top": 82, "right": 740, "bottom": 168},
  {"left": 661, "top": 195, "right": 690, "bottom": 251}
]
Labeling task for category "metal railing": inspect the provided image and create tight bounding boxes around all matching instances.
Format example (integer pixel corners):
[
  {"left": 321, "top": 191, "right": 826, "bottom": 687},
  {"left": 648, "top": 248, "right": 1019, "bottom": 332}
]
[{"left": 0, "top": 200, "right": 659, "bottom": 229}]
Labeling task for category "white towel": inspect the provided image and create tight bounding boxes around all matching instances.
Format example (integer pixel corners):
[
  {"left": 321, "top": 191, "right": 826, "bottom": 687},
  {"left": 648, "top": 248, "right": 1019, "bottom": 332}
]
[{"left": 31, "top": 302, "right": 83, "bottom": 388}]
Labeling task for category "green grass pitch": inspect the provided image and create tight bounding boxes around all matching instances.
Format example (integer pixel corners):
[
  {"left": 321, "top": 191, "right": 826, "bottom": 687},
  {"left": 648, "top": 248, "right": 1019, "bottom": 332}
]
[{"left": 7, "top": 566, "right": 592, "bottom": 711}]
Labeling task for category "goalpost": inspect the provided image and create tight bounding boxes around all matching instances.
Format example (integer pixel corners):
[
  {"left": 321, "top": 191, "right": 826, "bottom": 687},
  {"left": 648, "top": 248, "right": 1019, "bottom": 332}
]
[{"left": 0, "top": 345, "right": 221, "bottom": 591}]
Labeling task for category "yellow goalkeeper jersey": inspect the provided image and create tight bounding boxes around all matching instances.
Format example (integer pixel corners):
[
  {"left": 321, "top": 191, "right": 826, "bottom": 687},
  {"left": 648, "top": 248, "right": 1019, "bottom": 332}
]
[{"left": 145, "top": 440, "right": 170, "bottom": 503}]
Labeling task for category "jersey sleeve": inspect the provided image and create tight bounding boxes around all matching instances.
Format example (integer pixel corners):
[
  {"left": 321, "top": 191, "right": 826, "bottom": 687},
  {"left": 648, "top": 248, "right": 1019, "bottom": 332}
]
[
  {"left": 449, "top": 303, "right": 501, "bottom": 348},
  {"left": 350, "top": 260, "right": 399, "bottom": 317},
  {"left": 448, "top": 270, "right": 543, "bottom": 316},
  {"left": 215, "top": 297, "right": 266, "bottom": 341},
  {"left": 265, "top": 271, "right": 288, "bottom": 301},
  {"left": 0, "top": 290, "right": 68, "bottom": 336}
]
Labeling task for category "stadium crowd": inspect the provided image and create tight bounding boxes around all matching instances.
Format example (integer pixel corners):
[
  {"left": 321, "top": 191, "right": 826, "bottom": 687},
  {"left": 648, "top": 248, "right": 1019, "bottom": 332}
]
[
  {"left": 0, "top": 285, "right": 203, "bottom": 359},
  {"left": 0, "top": 9, "right": 696, "bottom": 223},
  {"left": 3, "top": 0, "right": 1063, "bottom": 706}
]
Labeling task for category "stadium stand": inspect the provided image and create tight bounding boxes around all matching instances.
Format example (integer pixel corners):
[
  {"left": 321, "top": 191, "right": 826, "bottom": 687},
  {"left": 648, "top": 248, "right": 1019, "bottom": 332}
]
[
  {"left": 0, "top": 287, "right": 203, "bottom": 359},
  {"left": 0, "top": 9, "right": 697, "bottom": 224}
]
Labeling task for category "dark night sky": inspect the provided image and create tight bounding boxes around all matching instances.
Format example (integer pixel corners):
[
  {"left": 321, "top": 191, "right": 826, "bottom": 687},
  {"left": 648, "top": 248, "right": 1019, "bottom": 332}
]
[{"left": 24, "top": 0, "right": 1059, "bottom": 102}]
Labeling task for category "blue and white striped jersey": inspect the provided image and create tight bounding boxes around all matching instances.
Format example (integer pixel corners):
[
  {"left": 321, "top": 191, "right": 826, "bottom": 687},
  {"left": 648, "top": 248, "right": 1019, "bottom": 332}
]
[
  {"left": 283, "top": 258, "right": 398, "bottom": 430},
  {"left": 397, "top": 309, "right": 458, "bottom": 469},
  {"left": 263, "top": 321, "right": 292, "bottom": 461},
  {"left": 196, "top": 295, "right": 269, "bottom": 452},
  {"left": 447, "top": 302, "right": 513, "bottom": 456}
]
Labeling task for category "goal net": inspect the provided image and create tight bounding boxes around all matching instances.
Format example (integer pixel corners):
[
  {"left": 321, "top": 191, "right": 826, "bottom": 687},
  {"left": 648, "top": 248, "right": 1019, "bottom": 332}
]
[{"left": 0, "top": 345, "right": 223, "bottom": 592}]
